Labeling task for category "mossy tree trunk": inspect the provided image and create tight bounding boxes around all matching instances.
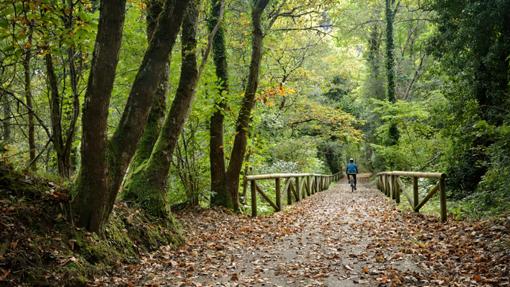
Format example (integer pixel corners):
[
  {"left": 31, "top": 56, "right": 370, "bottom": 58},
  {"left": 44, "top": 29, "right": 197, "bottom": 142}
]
[
  {"left": 225, "top": 0, "right": 270, "bottom": 212},
  {"left": 122, "top": 0, "right": 170, "bottom": 203},
  {"left": 368, "top": 23, "right": 385, "bottom": 100},
  {"left": 123, "top": 0, "right": 201, "bottom": 218},
  {"left": 208, "top": 0, "right": 232, "bottom": 208},
  {"left": 73, "top": 0, "right": 127, "bottom": 232},
  {"left": 105, "top": 0, "right": 190, "bottom": 220},
  {"left": 74, "top": 0, "right": 190, "bottom": 232},
  {"left": 386, "top": 0, "right": 399, "bottom": 146}
]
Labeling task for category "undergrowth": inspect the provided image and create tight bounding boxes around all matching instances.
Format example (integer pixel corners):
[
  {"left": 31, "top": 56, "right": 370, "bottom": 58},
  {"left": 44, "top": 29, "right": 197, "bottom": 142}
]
[{"left": 0, "top": 163, "right": 183, "bottom": 286}]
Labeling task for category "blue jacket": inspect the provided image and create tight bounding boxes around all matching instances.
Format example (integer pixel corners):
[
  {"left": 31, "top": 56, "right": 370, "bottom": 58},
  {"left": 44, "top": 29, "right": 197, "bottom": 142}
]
[{"left": 346, "top": 162, "right": 358, "bottom": 174}]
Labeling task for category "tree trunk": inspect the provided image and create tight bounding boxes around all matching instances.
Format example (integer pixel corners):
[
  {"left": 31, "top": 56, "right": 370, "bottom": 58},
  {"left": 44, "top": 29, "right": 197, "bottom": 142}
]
[
  {"left": 368, "top": 23, "right": 385, "bottom": 100},
  {"left": 1, "top": 93, "right": 11, "bottom": 142},
  {"left": 63, "top": 0, "right": 81, "bottom": 177},
  {"left": 225, "top": 0, "right": 270, "bottom": 212},
  {"left": 73, "top": 0, "right": 127, "bottom": 232},
  {"left": 45, "top": 52, "right": 69, "bottom": 177},
  {"left": 385, "top": 0, "right": 399, "bottom": 146},
  {"left": 208, "top": 0, "right": 231, "bottom": 208},
  {"left": 104, "top": 0, "right": 190, "bottom": 220},
  {"left": 23, "top": 28, "right": 36, "bottom": 170},
  {"left": 123, "top": 0, "right": 200, "bottom": 217},
  {"left": 122, "top": 0, "right": 170, "bottom": 202}
]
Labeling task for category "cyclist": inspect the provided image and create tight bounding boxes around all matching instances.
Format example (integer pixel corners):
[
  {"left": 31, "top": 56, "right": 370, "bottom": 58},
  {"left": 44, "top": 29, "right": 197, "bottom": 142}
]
[{"left": 346, "top": 158, "right": 358, "bottom": 190}]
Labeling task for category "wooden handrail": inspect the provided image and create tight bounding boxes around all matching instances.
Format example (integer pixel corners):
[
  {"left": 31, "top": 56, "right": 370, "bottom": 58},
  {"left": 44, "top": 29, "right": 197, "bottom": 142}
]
[
  {"left": 376, "top": 171, "right": 447, "bottom": 222},
  {"left": 377, "top": 171, "right": 445, "bottom": 179},
  {"left": 247, "top": 172, "right": 343, "bottom": 217},
  {"left": 246, "top": 173, "right": 333, "bottom": 180}
]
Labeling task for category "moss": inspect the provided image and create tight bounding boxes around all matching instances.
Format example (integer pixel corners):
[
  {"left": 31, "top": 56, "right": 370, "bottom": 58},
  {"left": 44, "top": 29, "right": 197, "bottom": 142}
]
[
  {"left": 122, "top": 160, "right": 172, "bottom": 218},
  {"left": 0, "top": 162, "right": 184, "bottom": 286}
]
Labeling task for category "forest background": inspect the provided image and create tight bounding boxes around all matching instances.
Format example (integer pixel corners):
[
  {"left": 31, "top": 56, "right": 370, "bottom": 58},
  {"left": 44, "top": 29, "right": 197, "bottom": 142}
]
[{"left": 1, "top": 0, "right": 509, "bottom": 230}]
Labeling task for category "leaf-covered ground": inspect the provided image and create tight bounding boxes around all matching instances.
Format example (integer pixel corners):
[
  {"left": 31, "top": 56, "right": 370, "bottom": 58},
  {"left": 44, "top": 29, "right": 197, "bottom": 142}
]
[{"left": 94, "top": 181, "right": 509, "bottom": 286}]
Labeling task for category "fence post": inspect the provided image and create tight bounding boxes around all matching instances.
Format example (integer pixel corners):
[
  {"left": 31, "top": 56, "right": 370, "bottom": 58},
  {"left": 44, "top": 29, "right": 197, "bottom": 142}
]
[
  {"left": 439, "top": 175, "right": 447, "bottom": 222},
  {"left": 251, "top": 180, "right": 257, "bottom": 217},
  {"left": 242, "top": 176, "right": 247, "bottom": 204},
  {"left": 413, "top": 176, "right": 419, "bottom": 210},
  {"left": 388, "top": 175, "right": 393, "bottom": 199},
  {"left": 275, "top": 178, "right": 281, "bottom": 211},
  {"left": 395, "top": 176, "right": 400, "bottom": 204},
  {"left": 287, "top": 178, "right": 292, "bottom": 205},
  {"left": 384, "top": 175, "right": 388, "bottom": 194},
  {"left": 295, "top": 176, "right": 300, "bottom": 201},
  {"left": 306, "top": 176, "right": 311, "bottom": 196}
]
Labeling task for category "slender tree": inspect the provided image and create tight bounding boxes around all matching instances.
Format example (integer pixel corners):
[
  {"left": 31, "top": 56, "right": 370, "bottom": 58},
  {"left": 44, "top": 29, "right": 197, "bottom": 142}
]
[
  {"left": 367, "top": 23, "right": 385, "bottom": 100},
  {"left": 1, "top": 93, "right": 10, "bottom": 142},
  {"left": 225, "top": 0, "right": 271, "bottom": 211},
  {"left": 385, "top": 0, "right": 399, "bottom": 145},
  {"left": 45, "top": 53, "right": 66, "bottom": 176},
  {"left": 23, "top": 24, "right": 36, "bottom": 169},
  {"left": 208, "top": 0, "right": 231, "bottom": 208}
]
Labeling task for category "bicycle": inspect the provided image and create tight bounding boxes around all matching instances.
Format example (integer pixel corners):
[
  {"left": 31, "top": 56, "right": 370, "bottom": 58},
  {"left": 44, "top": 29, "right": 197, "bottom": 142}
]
[
  {"left": 349, "top": 178, "right": 356, "bottom": 192},
  {"left": 347, "top": 174, "right": 357, "bottom": 192}
]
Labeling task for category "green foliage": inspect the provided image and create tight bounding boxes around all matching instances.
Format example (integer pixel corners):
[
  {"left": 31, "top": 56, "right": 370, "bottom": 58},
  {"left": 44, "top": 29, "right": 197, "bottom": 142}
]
[{"left": 429, "top": 0, "right": 510, "bottom": 207}]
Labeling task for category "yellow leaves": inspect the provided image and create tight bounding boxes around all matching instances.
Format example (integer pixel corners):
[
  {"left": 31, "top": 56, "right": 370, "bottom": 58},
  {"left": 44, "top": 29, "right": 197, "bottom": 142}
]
[
  {"left": 256, "top": 84, "right": 297, "bottom": 106},
  {"left": 287, "top": 97, "right": 363, "bottom": 142},
  {"left": 127, "top": 0, "right": 146, "bottom": 9}
]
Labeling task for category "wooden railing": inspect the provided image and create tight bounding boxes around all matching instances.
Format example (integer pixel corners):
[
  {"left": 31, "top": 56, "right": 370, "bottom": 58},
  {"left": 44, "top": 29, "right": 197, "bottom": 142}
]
[
  {"left": 376, "top": 171, "right": 447, "bottom": 222},
  {"left": 246, "top": 172, "right": 342, "bottom": 217}
]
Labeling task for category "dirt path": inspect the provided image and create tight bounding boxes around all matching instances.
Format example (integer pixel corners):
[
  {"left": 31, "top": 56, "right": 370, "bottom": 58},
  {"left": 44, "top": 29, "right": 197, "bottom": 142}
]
[{"left": 95, "top": 181, "right": 509, "bottom": 286}]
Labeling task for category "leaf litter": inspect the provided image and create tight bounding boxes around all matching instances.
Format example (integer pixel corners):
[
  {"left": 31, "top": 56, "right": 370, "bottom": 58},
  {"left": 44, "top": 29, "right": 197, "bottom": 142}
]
[{"left": 94, "top": 181, "right": 509, "bottom": 286}]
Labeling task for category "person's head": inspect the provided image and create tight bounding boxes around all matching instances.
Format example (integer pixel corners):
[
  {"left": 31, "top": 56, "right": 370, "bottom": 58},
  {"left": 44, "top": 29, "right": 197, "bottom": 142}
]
[{"left": 349, "top": 158, "right": 354, "bottom": 163}]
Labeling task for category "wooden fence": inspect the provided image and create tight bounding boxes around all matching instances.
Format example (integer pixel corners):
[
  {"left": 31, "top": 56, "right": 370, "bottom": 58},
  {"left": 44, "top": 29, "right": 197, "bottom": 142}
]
[
  {"left": 376, "top": 171, "right": 447, "bottom": 222},
  {"left": 245, "top": 172, "right": 342, "bottom": 217}
]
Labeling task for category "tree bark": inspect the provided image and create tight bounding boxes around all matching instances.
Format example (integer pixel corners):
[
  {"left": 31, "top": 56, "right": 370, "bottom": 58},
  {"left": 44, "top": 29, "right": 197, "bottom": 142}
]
[
  {"left": 385, "top": 0, "right": 399, "bottom": 146},
  {"left": 73, "top": 0, "right": 127, "bottom": 232},
  {"left": 225, "top": 0, "right": 270, "bottom": 212},
  {"left": 208, "top": 0, "right": 231, "bottom": 208},
  {"left": 1, "top": 93, "right": 11, "bottom": 142},
  {"left": 63, "top": 0, "right": 81, "bottom": 176},
  {"left": 368, "top": 23, "right": 385, "bottom": 100},
  {"left": 122, "top": 0, "right": 170, "bottom": 202},
  {"left": 104, "top": 0, "right": 190, "bottom": 220},
  {"left": 123, "top": 0, "right": 200, "bottom": 217},
  {"left": 45, "top": 52, "right": 69, "bottom": 177},
  {"left": 23, "top": 27, "right": 36, "bottom": 170}
]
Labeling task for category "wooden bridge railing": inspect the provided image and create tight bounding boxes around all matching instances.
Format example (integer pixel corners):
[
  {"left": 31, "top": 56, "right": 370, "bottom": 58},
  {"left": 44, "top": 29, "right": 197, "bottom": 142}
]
[
  {"left": 246, "top": 172, "right": 342, "bottom": 217},
  {"left": 376, "top": 171, "right": 447, "bottom": 222}
]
